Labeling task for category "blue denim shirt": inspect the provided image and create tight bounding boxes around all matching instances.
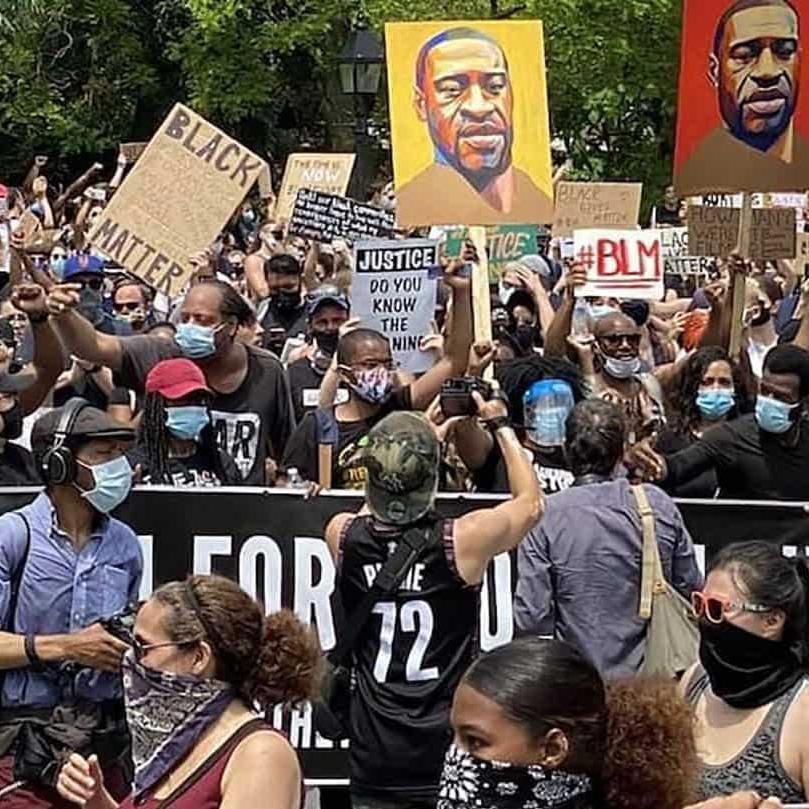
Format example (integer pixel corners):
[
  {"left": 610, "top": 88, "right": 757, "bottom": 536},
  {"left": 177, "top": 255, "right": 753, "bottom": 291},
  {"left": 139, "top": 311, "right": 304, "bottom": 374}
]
[{"left": 0, "top": 492, "right": 142, "bottom": 708}]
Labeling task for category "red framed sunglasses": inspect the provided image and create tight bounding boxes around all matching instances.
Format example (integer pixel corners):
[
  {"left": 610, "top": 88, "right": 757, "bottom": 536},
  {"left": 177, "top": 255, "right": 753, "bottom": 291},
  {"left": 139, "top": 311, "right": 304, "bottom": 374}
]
[{"left": 690, "top": 591, "right": 770, "bottom": 624}]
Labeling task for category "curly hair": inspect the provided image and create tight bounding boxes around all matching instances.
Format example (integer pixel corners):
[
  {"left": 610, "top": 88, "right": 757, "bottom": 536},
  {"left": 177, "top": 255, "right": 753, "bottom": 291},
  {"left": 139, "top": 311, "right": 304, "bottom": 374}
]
[
  {"left": 604, "top": 678, "right": 698, "bottom": 809},
  {"left": 670, "top": 347, "right": 751, "bottom": 433},
  {"left": 154, "top": 575, "right": 322, "bottom": 707}
]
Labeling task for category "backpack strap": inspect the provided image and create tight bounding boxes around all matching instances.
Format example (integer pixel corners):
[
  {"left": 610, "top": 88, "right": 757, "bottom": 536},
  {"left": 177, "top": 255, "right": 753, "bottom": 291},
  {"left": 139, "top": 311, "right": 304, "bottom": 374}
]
[
  {"left": 329, "top": 521, "right": 438, "bottom": 669},
  {"left": 314, "top": 407, "right": 338, "bottom": 490}
]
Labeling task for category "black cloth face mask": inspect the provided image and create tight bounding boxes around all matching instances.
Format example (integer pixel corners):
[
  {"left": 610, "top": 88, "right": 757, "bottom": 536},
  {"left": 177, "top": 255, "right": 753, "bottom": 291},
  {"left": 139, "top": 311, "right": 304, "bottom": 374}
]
[
  {"left": 699, "top": 618, "right": 804, "bottom": 709},
  {"left": 271, "top": 289, "right": 302, "bottom": 313}
]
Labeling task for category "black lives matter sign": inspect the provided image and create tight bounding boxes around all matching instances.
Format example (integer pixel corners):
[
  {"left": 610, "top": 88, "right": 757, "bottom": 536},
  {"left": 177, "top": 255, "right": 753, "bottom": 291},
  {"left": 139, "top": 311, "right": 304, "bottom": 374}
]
[
  {"left": 288, "top": 189, "right": 395, "bottom": 243},
  {"left": 89, "top": 104, "right": 265, "bottom": 297}
]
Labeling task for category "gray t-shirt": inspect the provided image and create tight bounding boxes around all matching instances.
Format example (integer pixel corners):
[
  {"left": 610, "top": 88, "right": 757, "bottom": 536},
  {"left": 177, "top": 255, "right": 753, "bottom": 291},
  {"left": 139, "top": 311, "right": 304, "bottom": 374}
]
[{"left": 119, "top": 336, "right": 294, "bottom": 484}]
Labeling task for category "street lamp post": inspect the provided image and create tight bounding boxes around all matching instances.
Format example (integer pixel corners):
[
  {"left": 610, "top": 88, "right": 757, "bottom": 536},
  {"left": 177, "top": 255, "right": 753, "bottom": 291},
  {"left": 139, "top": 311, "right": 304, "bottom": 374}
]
[{"left": 337, "top": 23, "right": 384, "bottom": 201}]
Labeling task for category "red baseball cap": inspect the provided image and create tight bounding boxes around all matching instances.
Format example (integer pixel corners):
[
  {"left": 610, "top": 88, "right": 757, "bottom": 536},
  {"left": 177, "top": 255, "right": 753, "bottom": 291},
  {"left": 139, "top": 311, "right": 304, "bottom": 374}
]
[{"left": 145, "top": 358, "right": 211, "bottom": 400}]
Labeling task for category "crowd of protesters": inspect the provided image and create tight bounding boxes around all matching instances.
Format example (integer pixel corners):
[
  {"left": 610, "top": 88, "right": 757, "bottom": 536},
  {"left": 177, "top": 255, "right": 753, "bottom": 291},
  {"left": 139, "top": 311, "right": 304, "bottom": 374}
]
[{"left": 0, "top": 154, "right": 806, "bottom": 809}]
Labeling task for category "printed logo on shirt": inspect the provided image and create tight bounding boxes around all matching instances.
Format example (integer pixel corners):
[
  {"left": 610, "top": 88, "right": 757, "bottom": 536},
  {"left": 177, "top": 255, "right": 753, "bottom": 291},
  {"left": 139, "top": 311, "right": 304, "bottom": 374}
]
[
  {"left": 536, "top": 464, "right": 574, "bottom": 495},
  {"left": 302, "top": 388, "right": 349, "bottom": 409},
  {"left": 211, "top": 410, "right": 261, "bottom": 480},
  {"left": 337, "top": 436, "right": 369, "bottom": 489}
]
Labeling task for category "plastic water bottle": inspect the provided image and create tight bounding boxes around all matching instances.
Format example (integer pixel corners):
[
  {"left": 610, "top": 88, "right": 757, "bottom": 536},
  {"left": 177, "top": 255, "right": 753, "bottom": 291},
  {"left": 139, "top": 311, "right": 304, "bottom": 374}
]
[{"left": 571, "top": 299, "right": 590, "bottom": 341}]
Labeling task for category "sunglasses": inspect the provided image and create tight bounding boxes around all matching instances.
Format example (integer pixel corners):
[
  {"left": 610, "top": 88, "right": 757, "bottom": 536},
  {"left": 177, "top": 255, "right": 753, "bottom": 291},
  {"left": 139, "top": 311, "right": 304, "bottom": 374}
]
[
  {"left": 78, "top": 277, "right": 104, "bottom": 292},
  {"left": 131, "top": 637, "right": 200, "bottom": 663},
  {"left": 690, "top": 591, "right": 771, "bottom": 624},
  {"left": 599, "top": 333, "right": 642, "bottom": 350},
  {"left": 113, "top": 301, "right": 143, "bottom": 313}
]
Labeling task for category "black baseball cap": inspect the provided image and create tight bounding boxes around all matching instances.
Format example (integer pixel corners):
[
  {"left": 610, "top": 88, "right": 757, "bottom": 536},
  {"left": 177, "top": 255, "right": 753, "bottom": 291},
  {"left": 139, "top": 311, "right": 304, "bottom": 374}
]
[{"left": 31, "top": 404, "right": 135, "bottom": 453}]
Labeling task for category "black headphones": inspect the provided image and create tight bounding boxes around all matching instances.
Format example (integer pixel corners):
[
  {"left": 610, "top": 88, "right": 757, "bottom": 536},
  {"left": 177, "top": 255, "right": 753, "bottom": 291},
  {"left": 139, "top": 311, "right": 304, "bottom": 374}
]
[{"left": 40, "top": 397, "right": 90, "bottom": 486}]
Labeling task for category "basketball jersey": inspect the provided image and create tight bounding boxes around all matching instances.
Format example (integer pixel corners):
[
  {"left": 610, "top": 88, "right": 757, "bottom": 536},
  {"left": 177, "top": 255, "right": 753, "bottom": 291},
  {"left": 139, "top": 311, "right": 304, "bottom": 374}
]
[{"left": 338, "top": 514, "right": 480, "bottom": 801}]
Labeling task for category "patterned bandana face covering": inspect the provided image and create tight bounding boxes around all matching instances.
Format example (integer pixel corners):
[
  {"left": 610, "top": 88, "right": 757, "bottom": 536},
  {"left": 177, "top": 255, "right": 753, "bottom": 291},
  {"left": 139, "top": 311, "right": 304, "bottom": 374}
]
[
  {"left": 122, "top": 650, "right": 235, "bottom": 798},
  {"left": 437, "top": 743, "right": 593, "bottom": 809}
]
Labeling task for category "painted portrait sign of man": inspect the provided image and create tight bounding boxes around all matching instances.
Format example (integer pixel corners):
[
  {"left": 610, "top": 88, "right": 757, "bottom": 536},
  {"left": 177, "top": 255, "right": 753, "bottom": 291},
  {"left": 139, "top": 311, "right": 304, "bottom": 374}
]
[
  {"left": 674, "top": 0, "right": 809, "bottom": 194},
  {"left": 387, "top": 21, "right": 553, "bottom": 227}
]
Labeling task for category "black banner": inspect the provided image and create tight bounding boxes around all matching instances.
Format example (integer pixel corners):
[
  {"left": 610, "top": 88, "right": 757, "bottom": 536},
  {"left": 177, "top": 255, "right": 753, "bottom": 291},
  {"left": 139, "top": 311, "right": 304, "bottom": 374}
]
[
  {"left": 1, "top": 487, "right": 807, "bottom": 784},
  {"left": 288, "top": 189, "right": 395, "bottom": 243}
]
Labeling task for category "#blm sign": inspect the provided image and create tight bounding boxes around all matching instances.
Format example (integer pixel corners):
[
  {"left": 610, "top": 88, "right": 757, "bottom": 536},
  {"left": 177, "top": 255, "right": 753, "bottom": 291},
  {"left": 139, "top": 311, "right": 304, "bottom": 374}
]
[
  {"left": 288, "top": 189, "right": 395, "bottom": 243},
  {"left": 573, "top": 229, "right": 664, "bottom": 300},
  {"left": 660, "top": 227, "right": 713, "bottom": 275},
  {"left": 444, "top": 224, "right": 538, "bottom": 281},
  {"left": 351, "top": 239, "right": 439, "bottom": 373},
  {"left": 553, "top": 182, "right": 642, "bottom": 237},
  {"left": 89, "top": 104, "right": 265, "bottom": 298},
  {"left": 276, "top": 154, "right": 356, "bottom": 221},
  {"left": 687, "top": 207, "right": 797, "bottom": 259}
]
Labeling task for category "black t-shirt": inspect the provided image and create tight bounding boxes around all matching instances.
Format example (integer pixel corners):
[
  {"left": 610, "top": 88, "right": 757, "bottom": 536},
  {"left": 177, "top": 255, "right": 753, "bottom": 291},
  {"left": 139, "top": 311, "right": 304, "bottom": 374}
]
[
  {"left": 473, "top": 443, "right": 573, "bottom": 495},
  {"left": 0, "top": 442, "right": 39, "bottom": 486},
  {"left": 119, "top": 337, "right": 294, "bottom": 485},
  {"left": 282, "top": 386, "right": 412, "bottom": 488},
  {"left": 655, "top": 428, "right": 718, "bottom": 499},
  {"left": 260, "top": 303, "right": 308, "bottom": 351},
  {"left": 286, "top": 357, "right": 348, "bottom": 425},
  {"left": 128, "top": 445, "right": 241, "bottom": 487},
  {"left": 663, "top": 413, "right": 809, "bottom": 500},
  {"left": 655, "top": 204, "right": 682, "bottom": 226},
  {"left": 338, "top": 515, "right": 479, "bottom": 800}
]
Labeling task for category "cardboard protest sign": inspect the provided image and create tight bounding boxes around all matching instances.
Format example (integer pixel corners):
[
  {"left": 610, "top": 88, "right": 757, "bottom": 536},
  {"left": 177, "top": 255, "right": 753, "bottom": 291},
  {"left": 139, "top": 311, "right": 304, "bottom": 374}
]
[
  {"left": 119, "top": 142, "right": 148, "bottom": 164},
  {"left": 674, "top": 0, "right": 809, "bottom": 195},
  {"left": 687, "top": 206, "right": 797, "bottom": 258},
  {"left": 553, "top": 182, "right": 642, "bottom": 237},
  {"left": 797, "top": 232, "right": 809, "bottom": 262},
  {"left": 89, "top": 104, "right": 265, "bottom": 297},
  {"left": 572, "top": 229, "right": 664, "bottom": 300},
  {"left": 444, "top": 224, "right": 538, "bottom": 280},
  {"left": 276, "top": 154, "right": 355, "bottom": 221},
  {"left": 386, "top": 20, "right": 553, "bottom": 226},
  {"left": 351, "top": 239, "right": 439, "bottom": 372},
  {"left": 288, "top": 189, "right": 395, "bottom": 243},
  {"left": 660, "top": 227, "right": 714, "bottom": 275}
]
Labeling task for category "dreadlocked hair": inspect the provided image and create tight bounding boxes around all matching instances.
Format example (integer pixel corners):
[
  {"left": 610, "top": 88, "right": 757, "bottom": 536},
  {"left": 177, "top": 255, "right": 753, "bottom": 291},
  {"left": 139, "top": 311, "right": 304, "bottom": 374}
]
[
  {"left": 497, "top": 355, "right": 588, "bottom": 427},
  {"left": 670, "top": 346, "right": 752, "bottom": 433},
  {"left": 138, "top": 392, "right": 226, "bottom": 484}
]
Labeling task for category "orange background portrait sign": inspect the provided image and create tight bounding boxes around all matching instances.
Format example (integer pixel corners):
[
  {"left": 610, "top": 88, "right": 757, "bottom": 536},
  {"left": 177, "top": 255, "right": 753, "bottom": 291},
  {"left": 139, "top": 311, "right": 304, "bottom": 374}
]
[{"left": 674, "top": 0, "right": 809, "bottom": 195}]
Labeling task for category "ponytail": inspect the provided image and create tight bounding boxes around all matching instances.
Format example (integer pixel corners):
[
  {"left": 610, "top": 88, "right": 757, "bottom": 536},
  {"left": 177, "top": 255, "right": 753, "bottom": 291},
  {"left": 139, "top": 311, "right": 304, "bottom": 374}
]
[
  {"left": 792, "top": 556, "right": 809, "bottom": 663},
  {"left": 602, "top": 678, "right": 697, "bottom": 809}
]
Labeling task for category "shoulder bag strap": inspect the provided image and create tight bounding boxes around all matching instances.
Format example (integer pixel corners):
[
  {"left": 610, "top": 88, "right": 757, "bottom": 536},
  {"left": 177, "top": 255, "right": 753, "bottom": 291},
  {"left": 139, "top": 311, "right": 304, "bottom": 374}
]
[
  {"left": 6, "top": 514, "right": 31, "bottom": 632},
  {"left": 631, "top": 485, "right": 662, "bottom": 620},
  {"left": 328, "top": 522, "right": 437, "bottom": 668}
]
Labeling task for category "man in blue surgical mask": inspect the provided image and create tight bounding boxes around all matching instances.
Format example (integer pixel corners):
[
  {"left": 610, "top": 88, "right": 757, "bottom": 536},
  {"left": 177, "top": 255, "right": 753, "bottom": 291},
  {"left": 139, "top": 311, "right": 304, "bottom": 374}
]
[{"left": 0, "top": 401, "right": 142, "bottom": 805}]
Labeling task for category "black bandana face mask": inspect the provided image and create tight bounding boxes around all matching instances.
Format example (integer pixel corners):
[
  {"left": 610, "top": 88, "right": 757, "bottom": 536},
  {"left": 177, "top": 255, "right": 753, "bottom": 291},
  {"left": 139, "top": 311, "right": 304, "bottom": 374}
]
[
  {"left": 699, "top": 618, "right": 803, "bottom": 709},
  {"left": 437, "top": 743, "right": 593, "bottom": 809}
]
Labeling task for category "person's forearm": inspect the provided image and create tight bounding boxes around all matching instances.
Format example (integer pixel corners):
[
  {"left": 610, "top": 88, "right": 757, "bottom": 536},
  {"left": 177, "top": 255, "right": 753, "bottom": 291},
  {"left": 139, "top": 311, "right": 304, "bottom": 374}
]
[
  {"left": 20, "top": 319, "right": 65, "bottom": 415},
  {"left": 699, "top": 298, "right": 726, "bottom": 349},
  {"left": 533, "top": 288, "right": 556, "bottom": 336},
  {"left": 244, "top": 254, "right": 269, "bottom": 301},
  {"left": 318, "top": 365, "right": 340, "bottom": 408},
  {"left": 39, "top": 197, "right": 54, "bottom": 229},
  {"left": 544, "top": 297, "right": 574, "bottom": 358},
  {"left": 0, "top": 631, "right": 72, "bottom": 670},
  {"left": 54, "top": 167, "right": 98, "bottom": 217},
  {"left": 497, "top": 426, "right": 542, "bottom": 520},
  {"left": 444, "top": 285, "right": 472, "bottom": 375},
  {"left": 454, "top": 418, "right": 494, "bottom": 472},
  {"left": 303, "top": 242, "right": 320, "bottom": 293},
  {"left": 109, "top": 162, "right": 125, "bottom": 190},
  {"left": 792, "top": 309, "right": 809, "bottom": 351},
  {"left": 52, "top": 310, "right": 118, "bottom": 369}
]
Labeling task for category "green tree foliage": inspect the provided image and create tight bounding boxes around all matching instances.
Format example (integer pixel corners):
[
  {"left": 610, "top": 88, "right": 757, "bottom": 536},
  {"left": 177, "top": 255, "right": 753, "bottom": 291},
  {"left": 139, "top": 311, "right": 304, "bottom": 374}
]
[{"left": 0, "top": 0, "right": 680, "bottom": 212}]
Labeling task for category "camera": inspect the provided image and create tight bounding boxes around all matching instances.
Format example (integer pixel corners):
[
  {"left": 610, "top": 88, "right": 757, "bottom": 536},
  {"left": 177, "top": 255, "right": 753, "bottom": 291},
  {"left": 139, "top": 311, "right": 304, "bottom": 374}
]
[
  {"left": 440, "top": 377, "right": 493, "bottom": 418},
  {"left": 100, "top": 605, "right": 138, "bottom": 645}
]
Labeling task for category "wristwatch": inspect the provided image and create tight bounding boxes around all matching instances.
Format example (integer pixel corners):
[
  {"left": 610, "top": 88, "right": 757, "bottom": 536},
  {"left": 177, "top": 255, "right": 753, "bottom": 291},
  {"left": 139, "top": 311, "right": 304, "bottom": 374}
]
[
  {"left": 482, "top": 415, "right": 512, "bottom": 433},
  {"left": 28, "top": 311, "right": 49, "bottom": 325}
]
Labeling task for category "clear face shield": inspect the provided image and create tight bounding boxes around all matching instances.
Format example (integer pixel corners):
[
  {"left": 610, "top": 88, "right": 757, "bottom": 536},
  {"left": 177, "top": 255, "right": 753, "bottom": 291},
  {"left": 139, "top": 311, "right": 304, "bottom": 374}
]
[{"left": 523, "top": 379, "right": 575, "bottom": 448}]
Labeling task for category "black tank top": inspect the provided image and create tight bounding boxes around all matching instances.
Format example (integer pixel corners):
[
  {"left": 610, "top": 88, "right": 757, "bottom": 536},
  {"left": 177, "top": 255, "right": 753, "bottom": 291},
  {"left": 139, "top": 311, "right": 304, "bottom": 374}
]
[{"left": 338, "top": 514, "right": 480, "bottom": 801}]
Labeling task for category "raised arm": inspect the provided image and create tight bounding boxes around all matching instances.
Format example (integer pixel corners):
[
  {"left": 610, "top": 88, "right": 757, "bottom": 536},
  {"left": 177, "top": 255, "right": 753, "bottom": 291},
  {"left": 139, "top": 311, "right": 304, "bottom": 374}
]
[
  {"left": 543, "top": 262, "right": 587, "bottom": 359},
  {"left": 410, "top": 251, "right": 473, "bottom": 410},
  {"left": 46, "top": 284, "right": 124, "bottom": 370},
  {"left": 453, "top": 392, "right": 543, "bottom": 584},
  {"left": 53, "top": 162, "right": 103, "bottom": 218}
]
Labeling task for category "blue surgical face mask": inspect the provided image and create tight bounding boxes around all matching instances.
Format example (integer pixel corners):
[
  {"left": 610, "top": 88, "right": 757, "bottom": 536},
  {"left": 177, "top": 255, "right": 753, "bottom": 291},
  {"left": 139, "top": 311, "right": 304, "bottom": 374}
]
[
  {"left": 175, "top": 323, "right": 221, "bottom": 359},
  {"left": 498, "top": 281, "right": 516, "bottom": 305},
  {"left": 590, "top": 303, "right": 618, "bottom": 320},
  {"left": 696, "top": 387, "right": 735, "bottom": 421},
  {"left": 603, "top": 355, "right": 640, "bottom": 380},
  {"left": 76, "top": 455, "right": 133, "bottom": 513},
  {"left": 50, "top": 257, "right": 66, "bottom": 280},
  {"left": 755, "top": 395, "right": 799, "bottom": 435},
  {"left": 165, "top": 405, "right": 210, "bottom": 442}
]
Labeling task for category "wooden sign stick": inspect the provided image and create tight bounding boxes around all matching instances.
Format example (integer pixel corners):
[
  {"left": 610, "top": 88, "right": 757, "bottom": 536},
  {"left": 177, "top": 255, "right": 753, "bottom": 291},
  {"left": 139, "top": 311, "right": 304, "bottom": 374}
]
[
  {"left": 729, "top": 192, "right": 753, "bottom": 361},
  {"left": 468, "top": 226, "right": 494, "bottom": 381}
]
